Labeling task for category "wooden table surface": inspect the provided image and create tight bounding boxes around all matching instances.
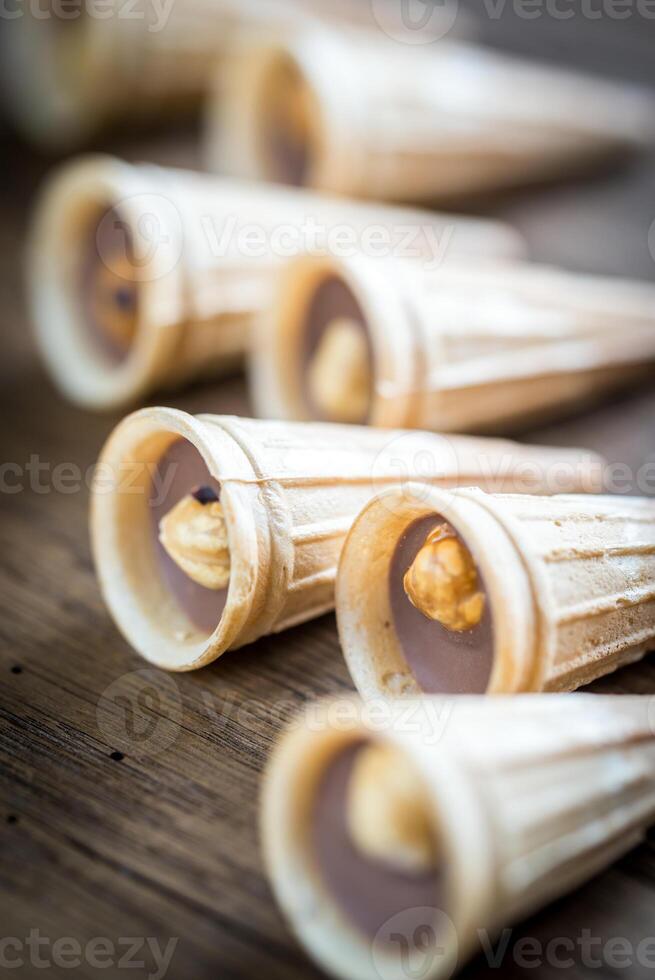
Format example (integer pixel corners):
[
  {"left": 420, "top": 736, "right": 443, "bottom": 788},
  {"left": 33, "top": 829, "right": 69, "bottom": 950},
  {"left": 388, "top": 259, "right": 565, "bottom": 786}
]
[{"left": 1, "top": 4, "right": 655, "bottom": 979}]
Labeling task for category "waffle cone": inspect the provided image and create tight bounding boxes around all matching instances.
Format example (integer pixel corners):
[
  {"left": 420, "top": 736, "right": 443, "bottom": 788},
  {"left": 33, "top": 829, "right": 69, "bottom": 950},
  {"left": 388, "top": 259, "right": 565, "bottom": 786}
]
[
  {"left": 1, "top": 0, "right": 315, "bottom": 147},
  {"left": 28, "top": 156, "right": 524, "bottom": 411},
  {"left": 262, "top": 693, "right": 655, "bottom": 980},
  {"left": 210, "top": 29, "right": 654, "bottom": 202},
  {"left": 3, "top": 0, "right": 467, "bottom": 149},
  {"left": 252, "top": 253, "right": 655, "bottom": 431},
  {"left": 337, "top": 486, "right": 655, "bottom": 699},
  {"left": 90, "top": 410, "right": 603, "bottom": 670}
]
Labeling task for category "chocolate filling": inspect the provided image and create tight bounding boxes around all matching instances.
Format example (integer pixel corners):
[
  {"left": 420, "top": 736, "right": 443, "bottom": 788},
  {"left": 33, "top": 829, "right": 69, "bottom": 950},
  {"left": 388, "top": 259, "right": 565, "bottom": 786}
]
[
  {"left": 389, "top": 515, "right": 494, "bottom": 694},
  {"left": 149, "top": 438, "right": 228, "bottom": 634},
  {"left": 80, "top": 207, "right": 138, "bottom": 364},
  {"left": 300, "top": 275, "right": 373, "bottom": 423},
  {"left": 261, "top": 60, "right": 313, "bottom": 186},
  {"left": 312, "top": 742, "right": 445, "bottom": 944}
]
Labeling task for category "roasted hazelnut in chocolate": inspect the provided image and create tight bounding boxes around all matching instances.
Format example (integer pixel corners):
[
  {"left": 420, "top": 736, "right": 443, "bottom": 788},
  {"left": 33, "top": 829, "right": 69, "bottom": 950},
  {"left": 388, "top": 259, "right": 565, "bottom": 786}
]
[
  {"left": 337, "top": 485, "right": 655, "bottom": 698},
  {"left": 262, "top": 694, "right": 655, "bottom": 980},
  {"left": 90, "top": 409, "right": 603, "bottom": 670},
  {"left": 387, "top": 515, "right": 494, "bottom": 695},
  {"left": 311, "top": 740, "right": 445, "bottom": 944},
  {"left": 301, "top": 274, "right": 373, "bottom": 424}
]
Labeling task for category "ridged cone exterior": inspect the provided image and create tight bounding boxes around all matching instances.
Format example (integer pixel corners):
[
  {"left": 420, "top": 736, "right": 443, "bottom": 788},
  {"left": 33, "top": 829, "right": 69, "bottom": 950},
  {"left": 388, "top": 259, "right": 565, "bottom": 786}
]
[
  {"left": 90, "top": 410, "right": 603, "bottom": 670},
  {"left": 28, "top": 156, "right": 523, "bottom": 411},
  {"left": 2, "top": 0, "right": 465, "bottom": 148},
  {"left": 121, "top": 0, "right": 462, "bottom": 109},
  {"left": 254, "top": 254, "right": 655, "bottom": 431},
  {"left": 469, "top": 491, "right": 655, "bottom": 691},
  {"left": 0, "top": 0, "right": 314, "bottom": 146},
  {"left": 212, "top": 29, "right": 654, "bottom": 202},
  {"left": 108, "top": 0, "right": 314, "bottom": 115},
  {"left": 262, "top": 694, "right": 655, "bottom": 980},
  {"left": 407, "top": 262, "right": 655, "bottom": 433},
  {"left": 336, "top": 487, "right": 655, "bottom": 700}
]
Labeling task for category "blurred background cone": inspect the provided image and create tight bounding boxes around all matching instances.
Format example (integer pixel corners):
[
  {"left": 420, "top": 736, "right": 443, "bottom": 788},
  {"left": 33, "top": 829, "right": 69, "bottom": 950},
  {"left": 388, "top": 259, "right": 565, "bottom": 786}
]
[
  {"left": 27, "top": 155, "right": 526, "bottom": 411},
  {"left": 209, "top": 27, "right": 655, "bottom": 203}
]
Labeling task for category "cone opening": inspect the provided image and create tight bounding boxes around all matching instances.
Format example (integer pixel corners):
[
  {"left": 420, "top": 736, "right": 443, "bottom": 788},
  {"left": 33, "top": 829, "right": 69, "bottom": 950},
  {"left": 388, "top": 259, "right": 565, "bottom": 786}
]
[
  {"left": 337, "top": 487, "right": 535, "bottom": 699},
  {"left": 388, "top": 514, "right": 494, "bottom": 695},
  {"left": 148, "top": 437, "right": 229, "bottom": 636},
  {"left": 255, "top": 50, "right": 320, "bottom": 187},
  {"left": 29, "top": 160, "right": 185, "bottom": 410},
  {"left": 264, "top": 725, "right": 456, "bottom": 980},
  {"left": 37, "top": 192, "right": 144, "bottom": 397},
  {"left": 91, "top": 409, "right": 259, "bottom": 670},
  {"left": 79, "top": 205, "right": 140, "bottom": 365},
  {"left": 301, "top": 273, "right": 374, "bottom": 425},
  {"left": 267, "top": 257, "right": 376, "bottom": 424},
  {"left": 313, "top": 740, "right": 447, "bottom": 942}
]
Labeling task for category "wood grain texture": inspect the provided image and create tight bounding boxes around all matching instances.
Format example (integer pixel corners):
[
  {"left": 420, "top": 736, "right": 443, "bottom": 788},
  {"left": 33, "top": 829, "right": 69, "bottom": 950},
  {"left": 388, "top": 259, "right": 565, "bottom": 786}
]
[{"left": 1, "top": 4, "right": 655, "bottom": 978}]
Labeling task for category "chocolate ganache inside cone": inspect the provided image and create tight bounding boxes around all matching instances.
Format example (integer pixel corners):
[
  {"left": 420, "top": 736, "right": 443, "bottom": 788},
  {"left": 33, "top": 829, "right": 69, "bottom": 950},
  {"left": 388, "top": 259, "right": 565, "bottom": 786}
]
[
  {"left": 301, "top": 275, "right": 373, "bottom": 424},
  {"left": 149, "top": 438, "right": 228, "bottom": 634},
  {"left": 389, "top": 515, "right": 494, "bottom": 694},
  {"left": 312, "top": 741, "right": 446, "bottom": 943},
  {"left": 80, "top": 207, "right": 138, "bottom": 364},
  {"left": 261, "top": 58, "right": 315, "bottom": 187}
]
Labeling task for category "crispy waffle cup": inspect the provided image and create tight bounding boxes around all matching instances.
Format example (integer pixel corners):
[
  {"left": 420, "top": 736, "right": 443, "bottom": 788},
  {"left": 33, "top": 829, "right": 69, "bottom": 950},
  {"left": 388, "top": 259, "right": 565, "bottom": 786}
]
[
  {"left": 1, "top": 0, "right": 313, "bottom": 147},
  {"left": 28, "top": 156, "right": 524, "bottom": 411},
  {"left": 262, "top": 693, "right": 655, "bottom": 980},
  {"left": 337, "top": 486, "right": 655, "bottom": 698},
  {"left": 2, "top": 0, "right": 466, "bottom": 148},
  {"left": 252, "top": 252, "right": 655, "bottom": 431},
  {"left": 91, "top": 409, "right": 603, "bottom": 670},
  {"left": 210, "top": 28, "right": 654, "bottom": 201}
]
